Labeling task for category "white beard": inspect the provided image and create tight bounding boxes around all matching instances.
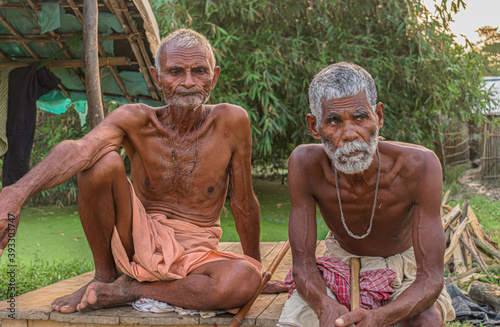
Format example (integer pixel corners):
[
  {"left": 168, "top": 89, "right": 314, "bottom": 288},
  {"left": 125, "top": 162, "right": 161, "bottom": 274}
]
[
  {"left": 166, "top": 92, "right": 207, "bottom": 110},
  {"left": 323, "top": 130, "right": 379, "bottom": 174}
]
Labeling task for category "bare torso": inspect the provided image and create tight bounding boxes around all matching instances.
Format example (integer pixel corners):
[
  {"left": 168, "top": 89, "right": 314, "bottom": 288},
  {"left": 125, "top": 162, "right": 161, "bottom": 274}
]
[
  {"left": 295, "top": 140, "right": 436, "bottom": 257},
  {"left": 119, "top": 103, "right": 241, "bottom": 227}
]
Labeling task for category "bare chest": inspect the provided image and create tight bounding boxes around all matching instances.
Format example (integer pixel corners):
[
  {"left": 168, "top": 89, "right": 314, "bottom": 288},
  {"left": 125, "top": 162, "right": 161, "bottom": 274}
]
[
  {"left": 128, "top": 131, "right": 232, "bottom": 203},
  {"left": 315, "top": 178, "right": 416, "bottom": 255}
]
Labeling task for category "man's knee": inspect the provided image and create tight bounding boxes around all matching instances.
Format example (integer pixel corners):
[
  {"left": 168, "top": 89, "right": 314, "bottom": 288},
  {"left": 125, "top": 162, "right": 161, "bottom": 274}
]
[
  {"left": 217, "top": 260, "right": 261, "bottom": 303},
  {"left": 401, "top": 303, "right": 443, "bottom": 327},
  {"left": 77, "top": 151, "right": 125, "bottom": 187}
]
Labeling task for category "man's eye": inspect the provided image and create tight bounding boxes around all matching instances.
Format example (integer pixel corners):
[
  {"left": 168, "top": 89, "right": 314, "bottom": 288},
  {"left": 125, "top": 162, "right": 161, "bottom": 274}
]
[
  {"left": 194, "top": 68, "right": 206, "bottom": 74},
  {"left": 355, "top": 115, "right": 367, "bottom": 120},
  {"left": 170, "top": 69, "right": 181, "bottom": 75},
  {"left": 330, "top": 119, "right": 340, "bottom": 125}
]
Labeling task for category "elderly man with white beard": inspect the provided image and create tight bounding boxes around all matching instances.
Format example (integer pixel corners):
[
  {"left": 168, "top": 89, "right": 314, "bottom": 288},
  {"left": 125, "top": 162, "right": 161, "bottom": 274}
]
[
  {"left": 0, "top": 29, "right": 291, "bottom": 314},
  {"left": 278, "top": 62, "right": 455, "bottom": 327}
]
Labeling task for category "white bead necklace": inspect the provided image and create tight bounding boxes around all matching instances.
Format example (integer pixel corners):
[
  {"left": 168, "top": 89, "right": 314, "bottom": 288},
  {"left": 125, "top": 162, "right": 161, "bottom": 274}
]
[{"left": 334, "top": 147, "right": 380, "bottom": 240}]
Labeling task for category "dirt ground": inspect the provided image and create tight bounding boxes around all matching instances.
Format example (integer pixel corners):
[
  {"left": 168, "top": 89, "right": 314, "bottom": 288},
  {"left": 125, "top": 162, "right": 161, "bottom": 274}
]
[{"left": 458, "top": 167, "right": 500, "bottom": 201}]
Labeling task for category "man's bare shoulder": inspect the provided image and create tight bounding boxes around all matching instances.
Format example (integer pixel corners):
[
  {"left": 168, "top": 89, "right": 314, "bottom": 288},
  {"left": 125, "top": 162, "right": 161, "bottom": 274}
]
[
  {"left": 381, "top": 140, "right": 441, "bottom": 175},
  {"left": 100, "top": 103, "right": 164, "bottom": 129},
  {"left": 289, "top": 144, "right": 327, "bottom": 171},
  {"left": 208, "top": 103, "right": 249, "bottom": 123}
]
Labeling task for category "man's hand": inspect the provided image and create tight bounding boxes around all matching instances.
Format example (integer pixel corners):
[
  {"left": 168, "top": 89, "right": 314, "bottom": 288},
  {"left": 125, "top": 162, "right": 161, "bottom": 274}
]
[
  {"left": 335, "top": 308, "right": 383, "bottom": 327},
  {"left": 317, "top": 298, "right": 355, "bottom": 327},
  {"left": 0, "top": 188, "right": 23, "bottom": 256}
]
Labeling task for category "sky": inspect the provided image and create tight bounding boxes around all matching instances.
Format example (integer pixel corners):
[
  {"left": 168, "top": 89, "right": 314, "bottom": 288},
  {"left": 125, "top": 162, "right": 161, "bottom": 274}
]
[{"left": 422, "top": 0, "right": 500, "bottom": 45}]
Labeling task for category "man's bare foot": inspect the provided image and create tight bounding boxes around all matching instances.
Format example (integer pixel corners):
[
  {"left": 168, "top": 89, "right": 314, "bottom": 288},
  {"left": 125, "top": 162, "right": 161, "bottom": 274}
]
[
  {"left": 77, "top": 274, "right": 138, "bottom": 311},
  {"left": 262, "top": 280, "right": 289, "bottom": 294},
  {"left": 52, "top": 280, "right": 97, "bottom": 314}
]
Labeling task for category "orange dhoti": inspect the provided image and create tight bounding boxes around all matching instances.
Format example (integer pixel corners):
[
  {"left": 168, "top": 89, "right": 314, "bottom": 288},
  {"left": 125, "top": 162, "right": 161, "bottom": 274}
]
[{"left": 111, "top": 181, "right": 262, "bottom": 282}]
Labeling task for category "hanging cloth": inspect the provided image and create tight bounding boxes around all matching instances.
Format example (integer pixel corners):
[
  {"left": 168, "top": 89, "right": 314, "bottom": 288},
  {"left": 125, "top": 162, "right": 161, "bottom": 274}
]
[
  {"left": 0, "top": 66, "right": 17, "bottom": 157},
  {"left": 2, "top": 63, "right": 60, "bottom": 187}
]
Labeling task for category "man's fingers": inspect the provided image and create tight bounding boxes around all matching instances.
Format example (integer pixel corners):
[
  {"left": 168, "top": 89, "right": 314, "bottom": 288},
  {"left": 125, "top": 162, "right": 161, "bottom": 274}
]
[{"left": 335, "top": 309, "right": 364, "bottom": 326}]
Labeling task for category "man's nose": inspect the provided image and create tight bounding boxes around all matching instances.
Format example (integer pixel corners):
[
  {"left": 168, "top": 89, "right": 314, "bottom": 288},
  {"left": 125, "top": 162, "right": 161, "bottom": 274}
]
[
  {"left": 182, "top": 71, "right": 195, "bottom": 88},
  {"left": 341, "top": 121, "right": 358, "bottom": 144}
]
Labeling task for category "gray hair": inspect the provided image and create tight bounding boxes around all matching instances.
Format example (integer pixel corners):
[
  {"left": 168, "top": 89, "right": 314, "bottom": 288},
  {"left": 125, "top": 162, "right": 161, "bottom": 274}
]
[
  {"left": 309, "top": 62, "right": 377, "bottom": 120},
  {"left": 155, "top": 29, "right": 216, "bottom": 75}
]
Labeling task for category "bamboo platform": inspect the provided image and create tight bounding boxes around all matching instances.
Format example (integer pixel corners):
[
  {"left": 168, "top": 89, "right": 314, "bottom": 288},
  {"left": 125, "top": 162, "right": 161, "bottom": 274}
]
[{"left": 0, "top": 242, "right": 326, "bottom": 327}]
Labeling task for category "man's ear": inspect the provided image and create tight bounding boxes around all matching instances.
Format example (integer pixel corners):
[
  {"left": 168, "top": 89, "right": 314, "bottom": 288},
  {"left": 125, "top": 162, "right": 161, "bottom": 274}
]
[
  {"left": 375, "top": 102, "right": 384, "bottom": 130},
  {"left": 306, "top": 114, "right": 322, "bottom": 140},
  {"left": 211, "top": 66, "right": 220, "bottom": 90},
  {"left": 150, "top": 66, "right": 162, "bottom": 90}
]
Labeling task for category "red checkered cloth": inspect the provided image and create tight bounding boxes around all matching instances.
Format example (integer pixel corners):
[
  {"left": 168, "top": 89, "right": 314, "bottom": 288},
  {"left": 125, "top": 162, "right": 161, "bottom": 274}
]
[{"left": 284, "top": 256, "right": 396, "bottom": 310}]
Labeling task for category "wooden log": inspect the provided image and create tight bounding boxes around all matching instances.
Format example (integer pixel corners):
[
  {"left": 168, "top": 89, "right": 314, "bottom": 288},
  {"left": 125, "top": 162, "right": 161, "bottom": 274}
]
[
  {"left": 468, "top": 206, "right": 499, "bottom": 250},
  {"left": 444, "top": 217, "right": 469, "bottom": 263},
  {"left": 442, "top": 204, "right": 461, "bottom": 230},
  {"left": 449, "top": 224, "right": 489, "bottom": 275},
  {"left": 441, "top": 190, "right": 451, "bottom": 208},
  {"left": 468, "top": 281, "right": 500, "bottom": 312},
  {"left": 441, "top": 190, "right": 451, "bottom": 216},
  {"left": 473, "top": 237, "right": 500, "bottom": 262},
  {"left": 83, "top": 0, "right": 104, "bottom": 129},
  {"left": 350, "top": 257, "right": 361, "bottom": 311},
  {"left": 454, "top": 264, "right": 500, "bottom": 280},
  {"left": 452, "top": 239, "right": 467, "bottom": 274}
]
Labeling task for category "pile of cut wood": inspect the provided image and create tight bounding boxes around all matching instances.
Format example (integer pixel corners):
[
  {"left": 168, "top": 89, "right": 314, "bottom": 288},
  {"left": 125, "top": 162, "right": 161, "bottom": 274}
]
[
  {"left": 442, "top": 190, "right": 500, "bottom": 309},
  {"left": 442, "top": 191, "right": 500, "bottom": 286}
]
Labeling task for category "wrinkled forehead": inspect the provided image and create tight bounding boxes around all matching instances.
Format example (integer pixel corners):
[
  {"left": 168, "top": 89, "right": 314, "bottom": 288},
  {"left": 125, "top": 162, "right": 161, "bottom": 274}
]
[
  {"left": 320, "top": 89, "right": 371, "bottom": 112},
  {"left": 160, "top": 44, "right": 213, "bottom": 69}
]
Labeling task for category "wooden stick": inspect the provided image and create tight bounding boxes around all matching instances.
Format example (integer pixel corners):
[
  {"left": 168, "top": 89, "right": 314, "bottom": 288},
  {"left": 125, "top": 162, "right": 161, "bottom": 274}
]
[
  {"left": 468, "top": 207, "right": 499, "bottom": 249},
  {"left": 444, "top": 217, "right": 469, "bottom": 263},
  {"left": 229, "top": 240, "right": 291, "bottom": 327},
  {"left": 350, "top": 257, "right": 361, "bottom": 311},
  {"left": 473, "top": 237, "right": 500, "bottom": 262},
  {"left": 454, "top": 264, "right": 500, "bottom": 280},
  {"left": 448, "top": 224, "right": 489, "bottom": 275},
  {"left": 442, "top": 204, "right": 461, "bottom": 230}
]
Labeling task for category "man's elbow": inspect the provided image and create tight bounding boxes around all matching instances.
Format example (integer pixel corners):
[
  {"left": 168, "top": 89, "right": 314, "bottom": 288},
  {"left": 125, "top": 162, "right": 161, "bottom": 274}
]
[{"left": 230, "top": 194, "right": 259, "bottom": 217}]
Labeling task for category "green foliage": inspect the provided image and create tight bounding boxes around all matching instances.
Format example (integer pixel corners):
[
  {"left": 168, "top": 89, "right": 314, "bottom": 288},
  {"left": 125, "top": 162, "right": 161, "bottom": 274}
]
[
  {"left": 28, "top": 110, "right": 90, "bottom": 205},
  {"left": 151, "top": 0, "right": 491, "bottom": 173},
  {"left": 0, "top": 258, "right": 94, "bottom": 301},
  {"left": 475, "top": 26, "right": 500, "bottom": 76}
]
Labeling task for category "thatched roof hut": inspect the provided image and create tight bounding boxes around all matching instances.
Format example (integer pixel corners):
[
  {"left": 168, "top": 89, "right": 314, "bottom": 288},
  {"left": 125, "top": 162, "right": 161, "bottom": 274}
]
[{"left": 0, "top": 0, "right": 161, "bottom": 128}]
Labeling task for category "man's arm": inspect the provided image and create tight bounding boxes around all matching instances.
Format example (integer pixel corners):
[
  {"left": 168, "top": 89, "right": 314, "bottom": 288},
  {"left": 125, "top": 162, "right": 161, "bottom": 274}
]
[
  {"left": 0, "top": 105, "right": 140, "bottom": 254},
  {"left": 288, "top": 147, "right": 351, "bottom": 327},
  {"left": 337, "top": 150, "right": 445, "bottom": 327},
  {"left": 228, "top": 106, "right": 260, "bottom": 262}
]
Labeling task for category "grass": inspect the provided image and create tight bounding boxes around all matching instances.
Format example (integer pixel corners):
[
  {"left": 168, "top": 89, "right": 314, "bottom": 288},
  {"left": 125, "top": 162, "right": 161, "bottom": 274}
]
[{"left": 0, "top": 259, "right": 93, "bottom": 301}]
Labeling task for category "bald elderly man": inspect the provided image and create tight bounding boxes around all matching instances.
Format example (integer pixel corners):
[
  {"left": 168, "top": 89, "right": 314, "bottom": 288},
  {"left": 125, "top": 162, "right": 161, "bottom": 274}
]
[{"left": 0, "top": 29, "right": 272, "bottom": 312}]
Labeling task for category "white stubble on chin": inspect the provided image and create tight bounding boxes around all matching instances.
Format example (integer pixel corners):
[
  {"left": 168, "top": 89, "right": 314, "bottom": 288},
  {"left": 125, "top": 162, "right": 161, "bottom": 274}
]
[{"left": 323, "top": 130, "right": 379, "bottom": 174}]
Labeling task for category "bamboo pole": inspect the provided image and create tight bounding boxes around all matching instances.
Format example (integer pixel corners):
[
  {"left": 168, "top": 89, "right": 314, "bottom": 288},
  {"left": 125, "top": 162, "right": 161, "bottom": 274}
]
[
  {"left": 66, "top": 0, "right": 133, "bottom": 103},
  {"left": 229, "top": 240, "right": 290, "bottom": 327},
  {"left": 83, "top": 0, "right": 104, "bottom": 129},
  {"left": 0, "top": 33, "right": 130, "bottom": 43},
  {"left": 104, "top": 0, "right": 159, "bottom": 100},
  {"left": 350, "top": 257, "right": 361, "bottom": 311},
  {"left": 0, "top": 13, "right": 39, "bottom": 60},
  {"left": 0, "top": 57, "right": 132, "bottom": 69}
]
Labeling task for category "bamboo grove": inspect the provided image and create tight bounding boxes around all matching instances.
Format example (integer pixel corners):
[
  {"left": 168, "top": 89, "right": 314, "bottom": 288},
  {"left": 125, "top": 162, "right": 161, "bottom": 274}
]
[{"left": 151, "top": 0, "right": 492, "bottom": 174}]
